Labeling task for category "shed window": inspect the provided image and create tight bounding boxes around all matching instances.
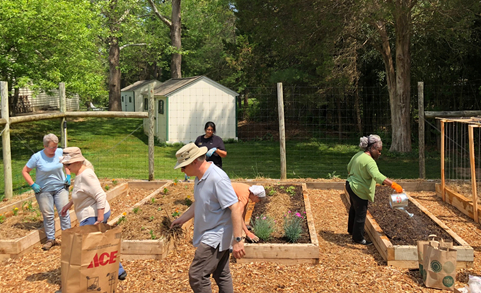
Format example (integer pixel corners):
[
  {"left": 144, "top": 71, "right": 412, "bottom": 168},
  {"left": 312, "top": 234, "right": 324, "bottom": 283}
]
[
  {"left": 129, "top": 96, "right": 132, "bottom": 103},
  {"left": 144, "top": 98, "right": 148, "bottom": 110},
  {"left": 158, "top": 100, "right": 164, "bottom": 114},
  {"left": 121, "top": 96, "right": 124, "bottom": 102}
]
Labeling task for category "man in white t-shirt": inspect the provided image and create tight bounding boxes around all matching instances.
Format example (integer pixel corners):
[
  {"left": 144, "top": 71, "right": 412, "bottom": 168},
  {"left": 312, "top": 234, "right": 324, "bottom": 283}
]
[{"left": 171, "top": 143, "right": 245, "bottom": 293}]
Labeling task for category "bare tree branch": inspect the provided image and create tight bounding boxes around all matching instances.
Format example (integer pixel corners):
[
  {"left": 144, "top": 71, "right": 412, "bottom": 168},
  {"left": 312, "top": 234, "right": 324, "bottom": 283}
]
[
  {"left": 120, "top": 43, "right": 148, "bottom": 50},
  {"left": 147, "top": 0, "right": 172, "bottom": 27}
]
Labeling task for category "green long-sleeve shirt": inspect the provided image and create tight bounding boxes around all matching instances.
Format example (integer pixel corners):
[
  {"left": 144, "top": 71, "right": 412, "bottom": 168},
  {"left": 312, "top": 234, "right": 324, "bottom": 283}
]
[{"left": 346, "top": 151, "right": 387, "bottom": 202}]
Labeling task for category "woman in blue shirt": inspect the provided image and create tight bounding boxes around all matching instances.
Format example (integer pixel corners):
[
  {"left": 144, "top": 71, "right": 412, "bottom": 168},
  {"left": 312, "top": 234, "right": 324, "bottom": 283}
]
[{"left": 22, "top": 133, "right": 71, "bottom": 251}]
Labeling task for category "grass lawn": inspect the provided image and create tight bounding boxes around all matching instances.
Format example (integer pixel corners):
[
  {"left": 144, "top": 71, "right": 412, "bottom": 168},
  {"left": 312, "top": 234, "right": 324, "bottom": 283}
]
[{"left": 0, "top": 117, "right": 441, "bottom": 199}]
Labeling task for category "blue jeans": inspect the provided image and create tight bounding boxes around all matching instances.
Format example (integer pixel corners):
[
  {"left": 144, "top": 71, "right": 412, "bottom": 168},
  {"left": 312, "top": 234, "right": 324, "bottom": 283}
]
[
  {"left": 79, "top": 210, "right": 125, "bottom": 276},
  {"left": 36, "top": 188, "right": 71, "bottom": 240}
]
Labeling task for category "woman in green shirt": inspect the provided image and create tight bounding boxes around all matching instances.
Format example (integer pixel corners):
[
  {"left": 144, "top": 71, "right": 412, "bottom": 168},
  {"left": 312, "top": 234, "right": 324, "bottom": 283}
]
[{"left": 346, "top": 134, "right": 403, "bottom": 245}]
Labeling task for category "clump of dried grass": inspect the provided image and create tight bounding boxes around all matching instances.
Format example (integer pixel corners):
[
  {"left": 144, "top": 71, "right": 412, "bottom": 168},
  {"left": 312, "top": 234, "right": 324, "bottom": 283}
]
[{"left": 161, "top": 208, "right": 185, "bottom": 250}]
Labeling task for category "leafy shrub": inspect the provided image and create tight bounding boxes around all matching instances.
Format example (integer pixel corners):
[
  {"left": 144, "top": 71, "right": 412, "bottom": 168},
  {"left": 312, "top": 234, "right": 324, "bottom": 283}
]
[
  {"left": 283, "top": 211, "right": 304, "bottom": 243},
  {"left": 251, "top": 214, "right": 275, "bottom": 241}
]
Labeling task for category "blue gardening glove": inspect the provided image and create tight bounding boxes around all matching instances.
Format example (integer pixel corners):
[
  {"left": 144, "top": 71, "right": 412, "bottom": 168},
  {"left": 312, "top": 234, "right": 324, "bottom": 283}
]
[
  {"left": 31, "top": 183, "right": 41, "bottom": 193},
  {"left": 206, "top": 147, "right": 217, "bottom": 158},
  {"left": 65, "top": 174, "right": 71, "bottom": 185}
]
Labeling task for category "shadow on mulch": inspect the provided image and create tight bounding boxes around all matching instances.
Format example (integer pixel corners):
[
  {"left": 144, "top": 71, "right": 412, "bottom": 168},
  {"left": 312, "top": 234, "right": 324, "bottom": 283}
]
[{"left": 25, "top": 267, "right": 60, "bottom": 285}]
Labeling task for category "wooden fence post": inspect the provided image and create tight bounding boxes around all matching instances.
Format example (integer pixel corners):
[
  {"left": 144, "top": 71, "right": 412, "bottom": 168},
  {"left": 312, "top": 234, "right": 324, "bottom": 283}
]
[
  {"left": 418, "top": 82, "right": 425, "bottom": 179},
  {"left": 441, "top": 120, "right": 445, "bottom": 201},
  {"left": 1, "top": 81, "right": 13, "bottom": 199},
  {"left": 148, "top": 83, "right": 155, "bottom": 181},
  {"left": 469, "top": 124, "right": 479, "bottom": 223},
  {"left": 277, "top": 83, "right": 287, "bottom": 180},
  {"left": 59, "top": 82, "right": 67, "bottom": 148}
]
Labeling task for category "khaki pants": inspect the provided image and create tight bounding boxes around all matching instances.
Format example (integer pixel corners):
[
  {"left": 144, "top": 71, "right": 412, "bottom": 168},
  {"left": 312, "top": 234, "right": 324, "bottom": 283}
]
[{"left": 189, "top": 242, "right": 233, "bottom": 293}]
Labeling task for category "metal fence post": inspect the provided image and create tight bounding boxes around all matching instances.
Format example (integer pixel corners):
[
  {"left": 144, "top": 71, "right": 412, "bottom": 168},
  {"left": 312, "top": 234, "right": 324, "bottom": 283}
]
[
  {"left": 59, "top": 82, "right": 67, "bottom": 148},
  {"left": 277, "top": 83, "right": 287, "bottom": 180},
  {"left": 1, "top": 81, "right": 13, "bottom": 199}
]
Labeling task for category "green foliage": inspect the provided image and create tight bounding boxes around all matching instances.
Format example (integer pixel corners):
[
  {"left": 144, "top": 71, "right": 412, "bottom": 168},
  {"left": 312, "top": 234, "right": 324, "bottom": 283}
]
[
  {"left": 12, "top": 207, "right": 19, "bottom": 216},
  {"left": 151, "top": 198, "right": 156, "bottom": 204},
  {"left": 283, "top": 211, "right": 304, "bottom": 243},
  {"left": 184, "top": 195, "right": 193, "bottom": 207},
  {"left": 285, "top": 186, "right": 295, "bottom": 196},
  {"left": 133, "top": 207, "right": 140, "bottom": 214},
  {"left": 0, "top": 0, "right": 105, "bottom": 103},
  {"left": 0, "top": 214, "right": 5, "bottom": 224},
  {"left": 149, "top": 229, "right": 157, "bottom": 240},
  {"left": 251, "top": 215, "right": 275, "bottom": 241},
  {"left": 327, "top": 171, "right": 340, "bottom": 179},
  {"left": 117, "top": 215, "right": 126, "bottom": 225}
]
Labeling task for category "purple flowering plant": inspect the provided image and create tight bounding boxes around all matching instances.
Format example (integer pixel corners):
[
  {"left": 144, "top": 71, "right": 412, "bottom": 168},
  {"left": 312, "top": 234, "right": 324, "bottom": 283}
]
[
  {"left": 251, "top": 214, "right": 275, "bottom": 241},
  {"left": 284, "top": 210, "right": 304, "bottom": 243}
]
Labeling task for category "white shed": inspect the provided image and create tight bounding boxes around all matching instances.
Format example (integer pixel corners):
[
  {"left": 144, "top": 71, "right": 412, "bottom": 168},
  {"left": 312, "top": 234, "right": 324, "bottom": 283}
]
[
  {"left": 120, "top": 80, "right": 163, "bottom": 112},
  {"left": 136, "top": 76, "right": 238, "bottom": 143}
]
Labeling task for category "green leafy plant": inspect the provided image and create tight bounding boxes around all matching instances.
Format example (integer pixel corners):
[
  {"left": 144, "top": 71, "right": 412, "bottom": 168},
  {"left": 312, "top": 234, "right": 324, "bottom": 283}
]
[
  {"left": 105, "top": 185, "right": 110, "bottom": 191},
  {"left": 151, "top": 198, "right": 156, "bottom": 204},
  {"left": 328, "top": 171, "right": 340, "bottom": 179},
  {"left": 283, "top": 211, "right": 304, "bottom": 243},
  {"left": 12, "top": 207, "right": 19, "bottom": 216},
  {"left": 251, "top": 214, "right": 276, "bottom": 241},
  {"left": 163, "top": 187, "right": 168, "bottom": 194},
  {"left": 266, "top": 187, "right": 276, "bottom": 196},
  {"left": 0, "top": 214, "right": 5, "bottom": 224},
  {"left": 184, "top": 195, "right": 193, "bottom": 206},
  {"left": 133, "top": 207, "right": 140, "bottom": 214},
  {"left": 286, "top": 186, "right": 295, "bottom": 196},
  {"left": 117, "top": 212, "right": 127, "bottom": 224},
  {"left": 149, "top": 229, "right": 157, "bottom": 239},
  {"left": 157, "top": 207, "right": 162, "bottom": 211},
  {"left": 112, "top": 178, "right": 118, "bottom": 185},
  {"left": 173, "top": 178, "right": 179, "bottom": 185},
  {"left": 141, "top": 226, "right": 146, "bottom": 230},
  {"left": 22, "top": 200, "right": 34, "bottom": 211},
  {"left": 172, "top": 208, "right": 180, "bottom": 218},
  {"left": 184, "top": 185, "right": 189, "bottom": 189},
  {"left": 149, "top": 216, "right": 154, "bottom": 221}
]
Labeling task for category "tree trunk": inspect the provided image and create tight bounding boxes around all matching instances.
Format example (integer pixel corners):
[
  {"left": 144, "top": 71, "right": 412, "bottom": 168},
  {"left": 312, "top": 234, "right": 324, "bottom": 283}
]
[
  {"left": 109, "top": 36, "right": 121, "bottom": 111},
  {"left": 390, "top": 2, "right": 412, "bottom": 152},
  {"left": 171, "top": 0, "right": 182, "bottom": 79}
]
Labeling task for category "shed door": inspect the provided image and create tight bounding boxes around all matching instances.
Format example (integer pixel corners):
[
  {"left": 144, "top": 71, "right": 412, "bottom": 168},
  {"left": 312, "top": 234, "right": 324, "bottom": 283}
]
[
  {"left": 122, "top": 92, "right": 135, "bottom": 111},
  {"left": 156, "top": 98, "right": 167, "bottom": 142}
]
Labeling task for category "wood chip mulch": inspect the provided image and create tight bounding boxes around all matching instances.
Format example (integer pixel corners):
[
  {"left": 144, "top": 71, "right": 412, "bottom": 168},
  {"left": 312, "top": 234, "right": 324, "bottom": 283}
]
[{"left": 1, "top": 187, "right": 480, "bottom": 292}]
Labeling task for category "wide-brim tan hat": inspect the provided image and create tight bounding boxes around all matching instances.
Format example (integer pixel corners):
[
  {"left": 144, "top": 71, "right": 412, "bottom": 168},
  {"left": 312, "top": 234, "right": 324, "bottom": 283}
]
[
  {"left": 174, "top": 143, "right": 208, "bottom": 169},
  {"left": 59, "top": 147, "right": 86, "bottom": 164}
]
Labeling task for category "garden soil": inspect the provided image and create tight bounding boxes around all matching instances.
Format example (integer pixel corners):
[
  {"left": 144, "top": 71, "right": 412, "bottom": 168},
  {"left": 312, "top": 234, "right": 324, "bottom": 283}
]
[
  {"left": 249, "top": 184, "right": 310, "bottom": 243},
  {"left": 1, "top": 181, "right": 481, "bottom": 292},
  {"left": 368, "top": 186, "right": 455, "bottom": 245}
]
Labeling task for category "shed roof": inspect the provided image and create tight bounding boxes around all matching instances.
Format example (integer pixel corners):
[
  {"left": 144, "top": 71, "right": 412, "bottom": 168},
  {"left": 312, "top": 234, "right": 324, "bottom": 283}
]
[
  {"left": 154, "top": 76, "right": 238, "bottom": 97},
  {"left": 121, "top": 80, "right": 160, "bottom": 92}
]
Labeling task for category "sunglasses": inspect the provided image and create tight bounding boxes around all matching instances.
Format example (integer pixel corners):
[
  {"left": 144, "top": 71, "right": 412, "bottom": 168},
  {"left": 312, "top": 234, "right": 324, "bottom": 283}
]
[{"left": 64, "top": 163, "right": 71, "bottom": 167}]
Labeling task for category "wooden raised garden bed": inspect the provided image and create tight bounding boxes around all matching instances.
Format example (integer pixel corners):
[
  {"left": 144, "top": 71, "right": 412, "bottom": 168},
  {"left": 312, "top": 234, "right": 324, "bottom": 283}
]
[
  {"left": 237, "top": 183, "right": 320, "bottom": 265},
  {"left": 435, "top": 183, "right": 481, "bottom": 222},
  {"left": 0, "top": 180, "right": 166, "bottom": 261},
  {"left": 341, "top": 186, "right": 474, "bottom": 268},
  {"left": 109, "top": 181, "right": 193, "bottom": 261}
]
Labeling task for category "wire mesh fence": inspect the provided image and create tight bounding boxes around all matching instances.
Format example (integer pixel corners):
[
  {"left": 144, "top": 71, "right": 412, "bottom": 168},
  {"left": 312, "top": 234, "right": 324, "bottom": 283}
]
[{"left": 3, "top": 81, "right": 481, "bottom": 198}]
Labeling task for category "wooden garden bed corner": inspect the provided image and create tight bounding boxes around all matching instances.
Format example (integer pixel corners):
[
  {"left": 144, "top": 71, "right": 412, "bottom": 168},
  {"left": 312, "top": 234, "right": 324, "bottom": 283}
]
[
  {"left": 237, "top": 183, "right": 320, "bottom": 265},
  {"left": 340, "top": 188, "right": 474, "bottom": 269},
  {"left": 108, "top": 181, "right": 193, "bottom": 261}
]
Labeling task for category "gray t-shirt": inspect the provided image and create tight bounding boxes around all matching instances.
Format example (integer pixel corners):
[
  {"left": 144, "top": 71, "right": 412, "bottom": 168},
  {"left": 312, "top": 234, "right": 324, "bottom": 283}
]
[{"left": 192, "top": 163, "right": 238, "bottom": 252}]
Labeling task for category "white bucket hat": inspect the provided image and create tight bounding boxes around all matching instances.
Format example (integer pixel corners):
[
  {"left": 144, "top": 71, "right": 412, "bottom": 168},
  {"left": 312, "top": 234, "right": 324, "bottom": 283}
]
[
  {"left": 249, "top": 185, "right": 266, "bottom": 198},
  {"left": 174, "top": 143, "right": 208, "bottom": 169}
]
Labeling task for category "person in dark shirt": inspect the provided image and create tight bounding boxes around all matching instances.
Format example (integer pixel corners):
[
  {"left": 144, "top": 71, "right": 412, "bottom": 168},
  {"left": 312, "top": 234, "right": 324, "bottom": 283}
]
[{"left": 194, "top": 121, "right": 227, "bottom": 169}]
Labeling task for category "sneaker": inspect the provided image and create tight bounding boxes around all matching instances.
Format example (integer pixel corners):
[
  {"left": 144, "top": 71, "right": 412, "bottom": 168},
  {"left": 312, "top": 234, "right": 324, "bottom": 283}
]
[
  {"left": 353, "top": 239, "right": 372, "bottom": 246},
  {"left": 118, "top": 271, "right": 127, "bottom": 280},
  {"left": 42, "top": 239, "right": 57, "bottom": 251}
]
